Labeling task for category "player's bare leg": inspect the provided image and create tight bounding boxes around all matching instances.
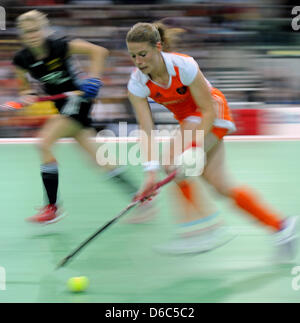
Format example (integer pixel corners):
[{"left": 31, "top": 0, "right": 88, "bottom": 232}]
[
  {"left": 38, "top": 115, "right": 80, "bottom": 163},
  {"left": 26, "top": 115, "right": 77, "bottom": 224},
  {"left": 73, "top": 127, "right": 138, "bottom": 196},
  {"left": 155, "top": 127, "right": 234, "bottom": 255},
  {"left": 203, "top": 134, "right": 298, "bottom": 262}
]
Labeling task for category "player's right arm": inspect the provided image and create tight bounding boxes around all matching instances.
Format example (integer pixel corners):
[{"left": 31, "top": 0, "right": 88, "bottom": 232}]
[{"left": 128, "top": 91, "right": 159, "bottom": 197}]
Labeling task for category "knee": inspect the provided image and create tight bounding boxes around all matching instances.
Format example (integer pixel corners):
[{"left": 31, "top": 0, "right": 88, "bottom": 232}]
[
  {"left": 37, "top": 138, "right": 52, "bottom": 154},
  {"left": 203, "top": 173, "right": 231, "bottom": 197},
  {"left": 212, "top": 182, "right": 230, "bottom": 197}
]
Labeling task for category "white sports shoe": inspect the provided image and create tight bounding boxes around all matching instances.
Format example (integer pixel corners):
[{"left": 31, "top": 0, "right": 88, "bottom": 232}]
[
  {"left": 154, "top": 226, "right": 236, "bottom": 255},
  {"left": 274, "top": 216, "right": 298, "bottom": 262}
]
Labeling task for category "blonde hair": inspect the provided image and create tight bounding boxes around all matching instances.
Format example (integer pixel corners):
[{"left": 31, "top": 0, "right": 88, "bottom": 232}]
[
  {"left": 126, "top": 22, "right": 185, "bottom": 52},
  {"left": 17, "top": 10, "right": 49, "bottom": 30}
]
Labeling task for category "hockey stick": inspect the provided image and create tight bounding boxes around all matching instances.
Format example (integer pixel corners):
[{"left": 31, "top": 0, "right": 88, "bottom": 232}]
[
  {"left": 0, "top": 90, "right": 83, "bottom": 111},
  {"left": 36, "top": 90, "right": 83, "bottom": 103},
  {"left": 56, "top": 170, "right": 177, "bottom": 269}
]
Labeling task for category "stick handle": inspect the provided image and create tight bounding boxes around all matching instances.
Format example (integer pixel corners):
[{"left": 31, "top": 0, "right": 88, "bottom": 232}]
[
  {"left": 56, "top": 201, "right": 138, "bottom": 269},
  {"left": 136, "top": 170, "right": 177, "bottom": 202},
  {"left": 0, "top": 91, "right": 84, "bottom": 112},
  {"left": 37, "top": 90, "right": 83, "bottom": 102},
  {"left": 56, "top": 171, "right": 177, "bottom": 269},
  {"left": 56, "top": 200, "right": 138, "bottom": 269},
  {"left": 154, "top": 170, "right": 177, "bottom": 190}
]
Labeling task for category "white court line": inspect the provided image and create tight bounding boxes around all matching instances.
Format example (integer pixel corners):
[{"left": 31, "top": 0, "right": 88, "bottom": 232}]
[{"left": 0, "top": 135, "right": 300, "bottom": 144}]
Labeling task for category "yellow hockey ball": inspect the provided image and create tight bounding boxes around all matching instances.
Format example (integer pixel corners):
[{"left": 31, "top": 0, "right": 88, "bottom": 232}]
[{"left": 67, "top": 276, "right": 89, "bottom": 293}]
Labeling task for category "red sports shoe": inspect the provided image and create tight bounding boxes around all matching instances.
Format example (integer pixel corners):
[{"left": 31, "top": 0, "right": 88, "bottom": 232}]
[{"left": 26, "top": 204, "right": 65, "bottom": 224}]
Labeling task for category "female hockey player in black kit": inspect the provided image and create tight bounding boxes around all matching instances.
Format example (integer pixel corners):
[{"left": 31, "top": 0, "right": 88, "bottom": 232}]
[{"left": 13, "top": 10, "right": 137, "bottom": 223}]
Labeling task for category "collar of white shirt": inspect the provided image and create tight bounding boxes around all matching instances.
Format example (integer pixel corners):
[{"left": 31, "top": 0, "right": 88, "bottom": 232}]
[{"left": 137, "top": 52, "right": 176, "bottom": 85}]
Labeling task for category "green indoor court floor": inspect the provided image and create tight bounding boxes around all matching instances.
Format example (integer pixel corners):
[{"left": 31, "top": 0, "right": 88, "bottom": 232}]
[{"left": 0, "top": 140, "right": 300, "bottom": 303}]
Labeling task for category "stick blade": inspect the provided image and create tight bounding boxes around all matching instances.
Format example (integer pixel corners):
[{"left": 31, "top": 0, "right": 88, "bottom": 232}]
[
  {"left": 0, "top": 101, "right": 23, "bottom": 111},
  {"left": 55, "top": 256, "right": 71, "bottom": 270}
]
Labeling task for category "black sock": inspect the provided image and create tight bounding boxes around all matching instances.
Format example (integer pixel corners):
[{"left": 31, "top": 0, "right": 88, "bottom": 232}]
[{"left": 41, "top": 163, "right": 59, "bottom": 205}]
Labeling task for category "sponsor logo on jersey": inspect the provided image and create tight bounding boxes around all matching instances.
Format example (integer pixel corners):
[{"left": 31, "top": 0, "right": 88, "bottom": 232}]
[
  {"left": 46, "top": 58, "right": 63, "bottom": 71},
  {"left": 30, "top": 61, "right": 43, "bottom": 68},
  {"left": 40, "top": 71, "right": 71, "bottom": 85}
]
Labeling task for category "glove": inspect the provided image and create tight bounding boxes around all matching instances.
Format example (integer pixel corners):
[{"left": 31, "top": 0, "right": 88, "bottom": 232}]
[{"left": 79, "top": 78, "right": 102, "bottom": 99}]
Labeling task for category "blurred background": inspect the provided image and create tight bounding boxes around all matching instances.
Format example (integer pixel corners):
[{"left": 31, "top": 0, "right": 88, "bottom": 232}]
[
  {"left": 0, "top": 1, "right": 300, "bottom": 304},
  {"left": 1, "top": 0, "right": 300, "bottom": 137}
]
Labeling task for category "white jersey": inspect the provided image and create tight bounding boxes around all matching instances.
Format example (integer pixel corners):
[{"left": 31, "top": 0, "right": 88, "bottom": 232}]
[
  {"left": 127, "top": 51, "right": 235, "bottom": 133},
  {"left": 128, "top": 51, "right": 211, "bottom": 98}
]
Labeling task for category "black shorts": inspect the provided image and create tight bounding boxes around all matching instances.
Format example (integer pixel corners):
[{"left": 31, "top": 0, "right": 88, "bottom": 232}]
[{"left": 55, "top": 97, "right": 93, "bottom": 128}]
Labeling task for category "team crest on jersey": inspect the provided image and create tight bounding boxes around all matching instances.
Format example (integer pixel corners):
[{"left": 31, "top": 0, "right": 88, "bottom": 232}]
[
  {"left": 176, "top": 86, "right": 187, "bottom": 95},
  {"left": 155, "top": 92, "right": 162, "bottom": 99}
]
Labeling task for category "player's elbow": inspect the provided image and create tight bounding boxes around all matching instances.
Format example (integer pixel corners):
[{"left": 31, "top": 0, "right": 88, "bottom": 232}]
[
  {"left": 95, "top": 46, "right": 109, "bottom": 59},
  {"left": 202, "top": 105, "right": 217, "bottom": 123}
]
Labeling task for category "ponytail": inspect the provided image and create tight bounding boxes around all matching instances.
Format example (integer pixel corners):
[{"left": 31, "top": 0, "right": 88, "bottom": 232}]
[
  {"left": 126, "top": 21, "right": 185, "bottom": 52},
  {"left": 153, "top": 21, "right": 185, "bottom": 52}
]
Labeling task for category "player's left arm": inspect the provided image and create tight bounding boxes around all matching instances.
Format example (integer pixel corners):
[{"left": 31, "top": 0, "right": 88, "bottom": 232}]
[
  {"left": 188, "top": 70, "right": 216, "bottom": 140},
  {"left": 68, "top": 38, "right": 109, "bottom": 78}
]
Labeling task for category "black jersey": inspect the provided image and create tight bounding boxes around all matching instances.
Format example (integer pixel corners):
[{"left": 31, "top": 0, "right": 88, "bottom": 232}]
[{"left": 13, "top": 37, "right": 80, "bottom": 95}]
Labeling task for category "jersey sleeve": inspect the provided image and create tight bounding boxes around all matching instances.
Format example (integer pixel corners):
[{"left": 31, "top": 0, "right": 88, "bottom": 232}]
[
  {"left": 59, "top": 38, "right": 69, "bottom": 58},
  {"left": 179, "top": 57, "right": 199, "bottom": 86},
  {"left": 51, "top": 36, "right": 69, "bottom": 58},
  {"left": 127, "top": 72, "right": 150, "bottom": 98}
]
